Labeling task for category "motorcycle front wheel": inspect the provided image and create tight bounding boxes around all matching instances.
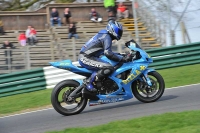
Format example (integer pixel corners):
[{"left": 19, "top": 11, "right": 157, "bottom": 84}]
[
  {"left": 132, "top": 71, "right": 165, "bottom": 103},
  {"left": 51, "top": 80, "right": 87, "bottom": 116}
]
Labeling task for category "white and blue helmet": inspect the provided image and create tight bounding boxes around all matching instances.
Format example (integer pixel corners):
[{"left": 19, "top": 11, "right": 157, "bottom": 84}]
[{"left": 106, "top": 20, "right": 123, "bottom": 40}]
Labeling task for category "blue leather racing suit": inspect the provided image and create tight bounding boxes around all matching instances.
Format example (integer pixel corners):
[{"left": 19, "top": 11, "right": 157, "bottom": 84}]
[
  {"left": 79, "top": 29, "right": 122, "bottom": 70},
  {"left": 78, "top": 29, "right": 122, "bottom": 91}
]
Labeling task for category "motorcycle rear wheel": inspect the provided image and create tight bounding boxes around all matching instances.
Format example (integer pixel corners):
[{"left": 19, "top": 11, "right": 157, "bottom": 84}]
[
  {"left": 51, "top": 80, "right": 87, "bottom": 116},
  {"left": 132, "top": 71, "right": 165, "bottom": 103}
]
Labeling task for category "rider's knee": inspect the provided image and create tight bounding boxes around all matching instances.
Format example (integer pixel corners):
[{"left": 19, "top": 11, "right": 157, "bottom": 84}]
[
  {"left": 103, "top": 66, "right": 114, "bottom": 74},
  {"left": 96, "top": 66, "right": 114, "bottom": 80}
]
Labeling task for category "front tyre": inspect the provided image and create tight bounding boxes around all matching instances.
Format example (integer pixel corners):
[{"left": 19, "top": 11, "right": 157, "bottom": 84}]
[
  {"left": 51, "top": 80, "right": 87, "bottom": 116},
  {"left": 132, "top": 71, "right": 165, "bottom": 103}
]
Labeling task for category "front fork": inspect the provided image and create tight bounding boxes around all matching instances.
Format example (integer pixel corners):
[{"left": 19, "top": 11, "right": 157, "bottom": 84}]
[
  {"left": 140, "top": 74, "right": 152, "bottom": 86},
  {"left": 140, "top": 69, "right": 154, "bottom": 87}
]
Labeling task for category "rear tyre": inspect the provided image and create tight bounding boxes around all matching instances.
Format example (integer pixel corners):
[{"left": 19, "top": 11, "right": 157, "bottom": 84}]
[
  {"left": 51, "top": 80, "right": 87, "bottom": 116},
  {"left": 132, "top": 71, "right": 165, "bottom": 103}
]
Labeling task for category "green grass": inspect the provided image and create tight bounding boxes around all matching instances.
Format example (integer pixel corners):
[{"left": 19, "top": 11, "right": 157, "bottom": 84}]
[
  {"left": 46, "top": 110, "right": 200, "bottom": 133},
  {"left": 158, "top": 64, "right": 200, "bottom": 88},
  {"left": 0, "top": 64, "right": 200, "bottom": 116},
  {"left": 0, "top": 89, "right": 52, "bottom": 116}
]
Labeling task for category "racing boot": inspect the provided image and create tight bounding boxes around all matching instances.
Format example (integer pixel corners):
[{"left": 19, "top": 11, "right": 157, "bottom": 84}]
[
  {"left": 82, "top": 72, "right": 99, "bottom": 100},
  {"left": 86, "top": 72, "right": 97, "bottom": 92}
]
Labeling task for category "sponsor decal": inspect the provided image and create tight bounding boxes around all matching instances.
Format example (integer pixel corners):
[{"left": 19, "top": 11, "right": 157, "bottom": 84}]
[
  {"left": 59, "top": 62, "right": 70, "bottom": 66},
  {"left": 122, "top": 65, "right": 146, "bottom": 84},
  {"left": 80, "top": 58, "right": 102, "bottom": 68},
  {"left": 58, "top": 62, "right": 71, "bottom": 69},
  {"left": 89, "top": 97, "right": 125, "bottom": 106},
  {"left": 98, "top": 98, "right": 124, "bottom": 103},
  {"left": 140, "top": 65, "right": 146, "bottom": 71}
]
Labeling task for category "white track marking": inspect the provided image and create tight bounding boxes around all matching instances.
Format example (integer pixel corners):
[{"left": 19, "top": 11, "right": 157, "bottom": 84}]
[
  {"left": 0, "top": 83, "right": 200, "bottom": 119},
  {"left": 166, "top": 83, "right": 200, "bottom": 90},
  {"left": 0, "top": 108, "right": 53, "bottom": 119}
]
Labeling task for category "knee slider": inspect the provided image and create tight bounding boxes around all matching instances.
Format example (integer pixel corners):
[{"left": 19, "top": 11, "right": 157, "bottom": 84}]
[
  {"left": 103, "top": 68, "right": 112, "bottom": 75},
  {"left": 96, "top": 67, "right": 114, "bottom": 80},
  {"left": 96, "top": 70, "right": 105, "bottom": 80},
  {"left": 102, "top": 66, "right": 114, "bottom": 75}
]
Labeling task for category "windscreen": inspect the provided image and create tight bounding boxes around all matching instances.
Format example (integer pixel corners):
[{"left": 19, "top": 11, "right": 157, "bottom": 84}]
[{"left": 126, "top": 39, "right": 143, "bottom": 50}]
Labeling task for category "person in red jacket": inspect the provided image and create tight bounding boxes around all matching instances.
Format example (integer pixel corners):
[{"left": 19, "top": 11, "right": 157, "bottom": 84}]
[
  {"left": 29, "top": 27, "right": 37, "bottom": 45},
  {"left": 18, "top": 31, "right": 26, "bottom": 46},
  {"left": 117, "top": 2, "right": 129, "bottom": 19}
]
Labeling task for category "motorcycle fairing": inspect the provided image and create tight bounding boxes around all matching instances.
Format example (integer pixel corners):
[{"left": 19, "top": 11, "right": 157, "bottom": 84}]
[
  {"left": 88, "top": 63, "right": 150, "bottom": 106},
  {"left": 49, "top": 60, "right": 92, "bottom": 77}
]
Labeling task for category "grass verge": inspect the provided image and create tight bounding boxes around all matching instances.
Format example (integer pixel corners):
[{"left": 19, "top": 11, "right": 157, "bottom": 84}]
[
  {"left": 0, "top": 64, "right": 200, "bottom": 116},
  {"left": 0, "top": 89, "right": 52, "bottom": 116},
  {"left": 46, "top": 110, "right": 200, "bottom": 133},
  {"left": 158, "top": 64, "right": 200, "bottom": 88}
]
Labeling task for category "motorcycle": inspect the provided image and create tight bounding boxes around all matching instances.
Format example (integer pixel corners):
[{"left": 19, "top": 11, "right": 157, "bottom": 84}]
[{"left": 50, "top": 39, "right": 165, "bottom": 116}]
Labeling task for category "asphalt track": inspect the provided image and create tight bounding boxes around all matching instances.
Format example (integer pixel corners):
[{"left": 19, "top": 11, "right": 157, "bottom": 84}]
[{"left": 1, "top": 84, "right": 200, "bottom": 133}]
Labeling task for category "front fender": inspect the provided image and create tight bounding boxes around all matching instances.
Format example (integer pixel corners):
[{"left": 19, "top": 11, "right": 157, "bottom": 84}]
[{"left": 143, "top": 68, "right": 155, "bottom": 75}]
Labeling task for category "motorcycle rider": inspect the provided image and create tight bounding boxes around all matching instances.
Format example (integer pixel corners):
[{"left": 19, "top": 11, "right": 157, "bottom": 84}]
[{"left": 78, "top": 20, "right": 132, "bottom": 94}]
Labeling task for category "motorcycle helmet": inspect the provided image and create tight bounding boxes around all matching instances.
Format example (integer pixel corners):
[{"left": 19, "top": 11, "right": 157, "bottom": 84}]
[{"left": 106, "top": 20, "right": 123, "bottom": 40}]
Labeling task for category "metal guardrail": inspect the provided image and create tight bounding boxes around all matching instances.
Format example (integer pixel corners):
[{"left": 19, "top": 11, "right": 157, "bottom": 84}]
[
  {"left": 0, "top": 68, "right": 46, "bottom": 97},
  {"left": 146, "top": 42, "right": 200, "bottom": 69},
  {"left": 0, "top": 42, "right": 199, "bottom": 98},
  {"left": 0, "top": 62, "right": 83, "bottom": 98},
  {"left": 0, "top": 48, "right": 29, "bottom": 74}
]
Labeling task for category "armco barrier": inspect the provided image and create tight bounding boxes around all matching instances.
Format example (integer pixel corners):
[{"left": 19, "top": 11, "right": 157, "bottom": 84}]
[
  {"left": 0, "top": 62, "right": 84, "bottom": 98},
  {"left": 0, "top": 68, "right": 46, "bottom": 97},
  {"left": 146, "top": 42, "right": 200, "bottom": 70},
  {"left": 0, "top": 42, "right": 199, "bottom": 97}
]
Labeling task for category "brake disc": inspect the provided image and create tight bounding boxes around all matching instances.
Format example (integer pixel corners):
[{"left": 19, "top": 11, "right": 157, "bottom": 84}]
[
  {"left": 63, "top": 89, "right": 75, "bottom": 104},
  {"left": 138, "top": 78, "right": 158, "bottom": 96},
  {"left": 145, "top": 78, "right": 158, "bottom": 95}
]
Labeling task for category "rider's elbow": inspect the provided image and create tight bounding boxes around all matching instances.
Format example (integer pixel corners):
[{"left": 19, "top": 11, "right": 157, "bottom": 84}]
[
  {"left": 104, "top": 50, "right": 110, "bottom": 57},
  {"left": 104, "top": 50, "right": 121, "bottom": 62}
]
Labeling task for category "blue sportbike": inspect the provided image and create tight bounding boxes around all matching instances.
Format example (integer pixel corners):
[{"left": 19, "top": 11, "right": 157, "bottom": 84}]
[{"left": 50, "top": 40, "right": 165, "bottom": 116}]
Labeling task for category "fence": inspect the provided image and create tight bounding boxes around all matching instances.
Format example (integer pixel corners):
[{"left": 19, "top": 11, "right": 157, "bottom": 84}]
[
  {"left": 147, "top": 42, "right": 200, "bottom": 69},
  {"left": 0, "top": 62, "right": 84, "bottom": 98},
  {"left": 0, "top": 48, "right": 30, "bottom": 74},
  {"left": 0, "top": 36, "right": 132, "bottom": 75},
  {"left": 0, "top": 68, "right": 46, "bottom": 97},
  {"left": 0, "top": 42, "right": 199, "bottom": 98}
]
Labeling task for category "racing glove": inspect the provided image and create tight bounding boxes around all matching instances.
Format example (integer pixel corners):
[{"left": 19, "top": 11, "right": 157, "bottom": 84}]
[{"left": 121, "top": 54, "right": 132, "bottom": 63}]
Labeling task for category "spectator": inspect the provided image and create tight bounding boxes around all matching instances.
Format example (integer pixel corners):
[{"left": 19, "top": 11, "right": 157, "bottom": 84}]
[
  {"left": 90, "top": 8, "right": 102, "bottom": 23},
  {"left": 68, "top": 23, "right": 79, "bottom": 39},
  {"left": 1, "top": 41, "right": 15, "bottom": 49},
  {"left": 26, "top": 25, "right": 32, "bottom": 45},
  {"left": 50, "top": 8, "right": 61, "bottom": 27},
  {"left": 29, "top": 27, "right": 37, "bottom": 45},
  {"left": 104, "top": 0, "right": 117, "bottom": 21},
  {"left": 1, "top": 41, "right": 15, "bottom": 68},
  {"left": 117, "top": 2, "right": 129, "bottom": 19},
  {"left": 63, "top": 8, "right": 72, "bottom": 25},
  {"left": 18, "top": 31, "right": 26, "bottom": 46},
  {"left": 0, "top": 20, "right": 5, "bottom": 35}
]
